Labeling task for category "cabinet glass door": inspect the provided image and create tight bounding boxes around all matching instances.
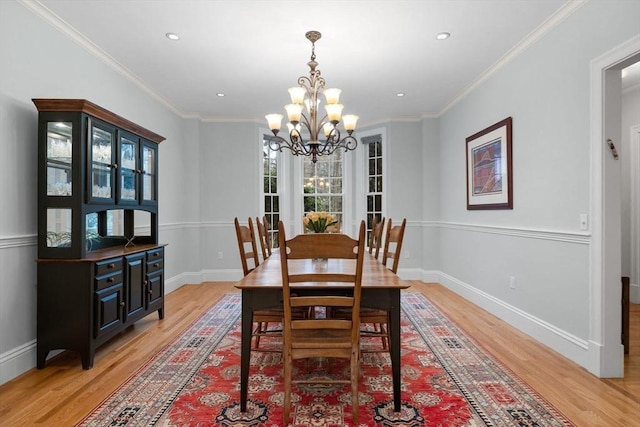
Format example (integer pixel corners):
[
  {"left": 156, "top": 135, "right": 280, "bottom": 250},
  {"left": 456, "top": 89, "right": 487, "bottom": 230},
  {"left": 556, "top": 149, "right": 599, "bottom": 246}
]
[
  {"left": 46, "top": 122, "right": 73, "bottom": 196},
  {"left": 142, "top": 143, "right": 156, "bottom": 204},
  {"left": 118, "top": 134, "right": 138, "bottom": 204},
  {"left": 88, "top": 120, "right": 115, "bottom": 202}
]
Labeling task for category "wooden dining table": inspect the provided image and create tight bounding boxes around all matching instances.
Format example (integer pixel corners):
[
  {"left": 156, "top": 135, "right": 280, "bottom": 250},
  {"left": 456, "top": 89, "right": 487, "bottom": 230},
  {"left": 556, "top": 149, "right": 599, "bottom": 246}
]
[{"left": 235, "top": 249, "right": 410, "bottom": 413}]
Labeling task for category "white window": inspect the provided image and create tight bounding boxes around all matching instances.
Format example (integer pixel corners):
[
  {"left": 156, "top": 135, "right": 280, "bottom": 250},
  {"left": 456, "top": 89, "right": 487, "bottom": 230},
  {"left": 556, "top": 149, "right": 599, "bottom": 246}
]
[
  {"left": 362, "top": 133, "right": 384, "bottom": 241},
  {"left": 303, "top": 150, "right": 343, "bottom": 232},
  {"left": 262, "top": 137, "right": 280, "bottom": 247}
]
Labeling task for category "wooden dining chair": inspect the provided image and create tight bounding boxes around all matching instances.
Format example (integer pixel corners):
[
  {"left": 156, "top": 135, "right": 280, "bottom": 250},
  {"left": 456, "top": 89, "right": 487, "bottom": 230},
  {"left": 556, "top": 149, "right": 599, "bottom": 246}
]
[
  {"left": 256, "top": 216, "right": 271, "bottom": 261},
  {"left": 369, "top": 215, "right": 385, "bottom": 260},
  {"left": 381, "top": 218, "right": 406, "bottom": 275},
  {"left": 234, "top": 217, "right": 282, "bottom": 351},
  {"left": 278, "top": 220, "right": 366, "bottom": 425},
  {"left": 234, "top": 217, "right": 260, "bottom": 276},
  {"left": 360, "top": 217, "right": 407, "bottom": 351}
]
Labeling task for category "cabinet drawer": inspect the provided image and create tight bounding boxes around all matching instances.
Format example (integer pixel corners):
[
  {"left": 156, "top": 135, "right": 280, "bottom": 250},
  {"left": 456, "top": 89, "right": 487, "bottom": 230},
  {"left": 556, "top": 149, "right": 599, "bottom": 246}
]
[
  {"left": 95, "top": 258, "right": 123, "bottom": 276},
  {"left": 146, "top": 259, "right": 164, "bottom": 274},
  {"left": 147, "top": 248, "right": 164, "bottom": 261},
  {"left": 95, "top": 271, "right": 123, "bottom": 291}
]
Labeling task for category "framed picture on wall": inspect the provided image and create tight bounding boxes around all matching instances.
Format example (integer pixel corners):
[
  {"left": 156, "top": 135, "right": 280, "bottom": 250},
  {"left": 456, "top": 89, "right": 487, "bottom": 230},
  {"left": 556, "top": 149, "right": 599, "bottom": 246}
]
[{"left": 466, "top": 117, "right": 513, "bottom": 210}]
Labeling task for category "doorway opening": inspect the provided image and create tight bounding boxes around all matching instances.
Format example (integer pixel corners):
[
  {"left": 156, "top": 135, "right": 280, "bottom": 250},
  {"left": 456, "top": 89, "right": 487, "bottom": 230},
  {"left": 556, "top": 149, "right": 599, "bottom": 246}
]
[{"left": 590, "top": 36, "right": 640, "bottom": 378}]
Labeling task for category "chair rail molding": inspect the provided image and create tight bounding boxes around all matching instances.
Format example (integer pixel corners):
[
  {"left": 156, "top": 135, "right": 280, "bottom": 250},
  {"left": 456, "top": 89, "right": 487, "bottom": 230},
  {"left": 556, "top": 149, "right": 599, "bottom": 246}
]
[
  {"left": 438, "top": 221, "right": 590, "bottom": 244},
  {"left": 0, "top": 234, "right": 37, "bottom": 249}
]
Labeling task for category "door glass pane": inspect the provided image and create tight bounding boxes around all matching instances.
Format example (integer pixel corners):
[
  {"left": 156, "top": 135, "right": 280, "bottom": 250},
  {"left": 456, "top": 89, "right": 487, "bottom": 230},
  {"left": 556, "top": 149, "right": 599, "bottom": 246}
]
[
  {"left": 120, "top": 136, "right": 138, "bottom": 201},
  {"left": 46, "top": 122, "right": 72, "bottom": 196},
  {"left": 46, "top": 208, "right": 72, "bottom": 247},
  {"left": 91, "top": 126, "right": 113, "bottom": 199},
  {"left": 142, "top": 145, "right": 155, "bottom": 201}
]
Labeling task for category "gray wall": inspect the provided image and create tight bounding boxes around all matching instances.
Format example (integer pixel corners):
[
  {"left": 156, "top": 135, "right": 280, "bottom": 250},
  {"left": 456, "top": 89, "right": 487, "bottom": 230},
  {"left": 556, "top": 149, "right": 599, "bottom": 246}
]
[
  {"left": 0, "top": 0, "right": 187, "bottom": 382},
  {"left": 1, "top": 0, "right": 639, "bottom": 384},
  {"left": 435, "top": 0, "right": 639, "bottom": 368}
]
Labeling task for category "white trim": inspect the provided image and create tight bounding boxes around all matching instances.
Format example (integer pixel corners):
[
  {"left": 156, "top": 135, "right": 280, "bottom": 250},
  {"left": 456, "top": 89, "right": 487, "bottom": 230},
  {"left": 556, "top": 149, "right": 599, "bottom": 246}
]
[
  {"left": 355, "top": 127, "right": 388, "bottom": 231},
  {"left": 19, "top": 0, "right": 182, "bottom": 118},
  {"left": 439, "top": 222, "right": 590, "bottom": 244},
  {"left": 631, "top": 124, "right": 640, "bottom": 303},
  {"left": 0, "top": 234, "right": 36, "bottom": 249},
  {"left": 589, "top": 35, "right": 640, "bottom": 377},
  {"left": 0, "top": 340, "right": 38, "bottom": 385},
  {"left": 437, "top": 271, "right": 591, "bottom": 368}
]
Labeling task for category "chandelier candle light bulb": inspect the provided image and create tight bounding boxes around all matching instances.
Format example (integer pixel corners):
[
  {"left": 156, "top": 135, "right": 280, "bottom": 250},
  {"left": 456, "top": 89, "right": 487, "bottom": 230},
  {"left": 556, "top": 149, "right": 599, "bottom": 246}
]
[{"left": 265, "top": 30, "right": 359, "bottom": 163}]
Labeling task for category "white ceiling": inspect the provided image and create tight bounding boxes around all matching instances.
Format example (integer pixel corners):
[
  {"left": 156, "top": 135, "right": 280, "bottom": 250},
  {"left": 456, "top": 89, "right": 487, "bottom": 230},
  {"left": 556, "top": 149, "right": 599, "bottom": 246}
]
[{"left": 29, "top": 0, "right": 614, "bottom": 125}]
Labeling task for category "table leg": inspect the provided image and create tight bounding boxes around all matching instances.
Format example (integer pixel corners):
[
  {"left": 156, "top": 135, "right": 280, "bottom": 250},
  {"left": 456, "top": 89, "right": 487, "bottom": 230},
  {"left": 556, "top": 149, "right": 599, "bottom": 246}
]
[
  {"left": 240, "top": 290, "right": 253, "bottom": 412},
  {"left": 388, "top": 289, "right": 402, "bottom": 412}
]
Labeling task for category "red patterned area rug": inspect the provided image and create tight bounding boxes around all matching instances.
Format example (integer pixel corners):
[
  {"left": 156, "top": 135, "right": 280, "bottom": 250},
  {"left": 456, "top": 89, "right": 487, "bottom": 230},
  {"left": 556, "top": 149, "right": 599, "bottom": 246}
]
[{"left": 77, "top": 293, "right": 574, "bottom": 426}]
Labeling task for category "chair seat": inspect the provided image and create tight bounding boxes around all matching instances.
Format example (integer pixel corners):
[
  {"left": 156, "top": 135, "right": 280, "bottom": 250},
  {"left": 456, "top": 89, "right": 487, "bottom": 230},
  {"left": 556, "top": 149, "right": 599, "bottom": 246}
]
[{"left": 291, "top": 328, "right": 353, "bottom": 348}]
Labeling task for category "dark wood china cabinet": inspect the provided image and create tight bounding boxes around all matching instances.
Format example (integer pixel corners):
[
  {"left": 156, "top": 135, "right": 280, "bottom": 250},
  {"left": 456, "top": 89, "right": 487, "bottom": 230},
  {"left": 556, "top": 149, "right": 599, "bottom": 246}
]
[{"left": 33, "top": 99, "right": 166, "bottom": 369}]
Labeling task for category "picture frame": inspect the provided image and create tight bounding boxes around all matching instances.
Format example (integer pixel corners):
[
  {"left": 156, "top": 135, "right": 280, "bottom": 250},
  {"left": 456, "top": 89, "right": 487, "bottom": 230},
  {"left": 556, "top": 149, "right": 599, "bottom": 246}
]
[{"left": 466, "top": 117, "right": 513, "bottom": 210}]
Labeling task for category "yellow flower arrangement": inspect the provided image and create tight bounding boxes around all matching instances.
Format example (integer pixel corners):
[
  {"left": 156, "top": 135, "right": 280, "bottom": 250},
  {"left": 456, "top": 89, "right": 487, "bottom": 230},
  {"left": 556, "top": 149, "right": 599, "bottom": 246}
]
[{"left": 303, "top": 211, "right": 338, "bottom": 233}]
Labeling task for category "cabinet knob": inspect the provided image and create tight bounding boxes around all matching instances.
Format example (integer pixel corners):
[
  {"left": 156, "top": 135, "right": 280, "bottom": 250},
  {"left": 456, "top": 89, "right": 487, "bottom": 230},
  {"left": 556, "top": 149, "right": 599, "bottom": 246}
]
[
  {"left": 112, "top": 163, "right": 118, "bottom": 169},
  {"left": 120, "top": 302, "right": 125, "bottom": 307},
  {"left": 148, "top": 289, "right": 153, "bottom": 295},
  {"left": 153, "top": 263, "right": 159, "bottom": 268},
  {"left": 107, "top": 263, "right": 115, "bottom": 269},
  {"left": 107, "top": 277, "right": 114, "bottom": 283}
]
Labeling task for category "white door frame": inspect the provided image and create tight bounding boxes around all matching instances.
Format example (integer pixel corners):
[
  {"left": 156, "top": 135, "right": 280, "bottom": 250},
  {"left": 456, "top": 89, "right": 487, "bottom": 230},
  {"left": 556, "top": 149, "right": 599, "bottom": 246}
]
[
  {"left": 631, "top": 124, "right": 640, "bottom": 303},
  {"left": 589, "top": 35, "right": 640, "bottom": 377}
]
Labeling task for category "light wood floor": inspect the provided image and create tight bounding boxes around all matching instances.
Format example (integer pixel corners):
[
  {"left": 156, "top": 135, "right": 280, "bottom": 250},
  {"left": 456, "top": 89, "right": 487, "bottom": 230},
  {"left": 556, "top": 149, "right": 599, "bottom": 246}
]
[{"left": 0, "top": 281, "right": 638, "bottom": 426}]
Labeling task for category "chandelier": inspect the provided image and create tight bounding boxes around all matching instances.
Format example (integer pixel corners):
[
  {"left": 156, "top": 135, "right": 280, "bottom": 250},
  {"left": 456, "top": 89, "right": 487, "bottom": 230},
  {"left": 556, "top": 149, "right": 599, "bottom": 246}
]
[{"left": 265, "top": 31, "right": 359, "bottom": 163}]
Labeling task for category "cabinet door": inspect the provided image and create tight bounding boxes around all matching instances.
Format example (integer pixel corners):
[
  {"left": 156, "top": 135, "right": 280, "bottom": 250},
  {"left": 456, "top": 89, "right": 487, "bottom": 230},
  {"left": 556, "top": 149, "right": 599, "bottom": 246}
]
[
  {"left": 94, "top": 284, "right": 124, "bottom": 338},
  {"left": 146, "top": 248, "right": 164, "bottom": 312},
  {"left": 87, "top": 118, "right": 116, "bottom": 204},
  {"left": 45, "top": 120, "right": 74, "bottom": 197},
  {"left": 146, "top": 271, "right": 164, "bottom": 310},
  {"left": 141, "top": 141, "right": 158, "bottom": 206},
  {"left": 124, "top": 253, "right": 145, "bottom": 321},
  {"left": 117, "top": 131, "right": 139, "bottom": 205}
]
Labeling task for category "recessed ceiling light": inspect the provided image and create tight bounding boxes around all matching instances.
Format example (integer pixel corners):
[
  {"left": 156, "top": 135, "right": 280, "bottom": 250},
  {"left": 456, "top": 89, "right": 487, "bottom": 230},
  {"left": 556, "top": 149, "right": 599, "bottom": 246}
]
[
  {"left": 216, "top": 93, "right": 225, "bottom": 97},
  {"left": 436, "top": 32, "right": 451, "bottom": 40},
  {"left": 396, "top": 93, "right": 405, "bottom": 97},
  {"left": 165, "top": 33, "right": 180, "bottom": 41}
]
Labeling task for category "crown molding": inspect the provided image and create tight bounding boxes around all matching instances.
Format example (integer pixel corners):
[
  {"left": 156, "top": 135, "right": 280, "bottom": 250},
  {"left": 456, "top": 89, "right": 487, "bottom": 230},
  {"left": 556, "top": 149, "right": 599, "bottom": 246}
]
[
  {"left": 20, "top": 0, "right": 183, "bottom": 117},
  {"left": 437, "top": 0, "right": 588, "bottom": 117},
  {"left": 21, "top": 0, "right": 589, "bottom": 125}
]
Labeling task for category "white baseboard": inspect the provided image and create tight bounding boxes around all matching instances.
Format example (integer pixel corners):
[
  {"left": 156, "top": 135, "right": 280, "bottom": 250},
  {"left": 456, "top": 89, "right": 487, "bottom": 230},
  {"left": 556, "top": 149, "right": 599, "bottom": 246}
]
[
  {"left": 436, "top": 271, "right": 592, "bottom": 371},
  {"left": 0, "top": 340, "right": 37, "bottom": 385}
]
